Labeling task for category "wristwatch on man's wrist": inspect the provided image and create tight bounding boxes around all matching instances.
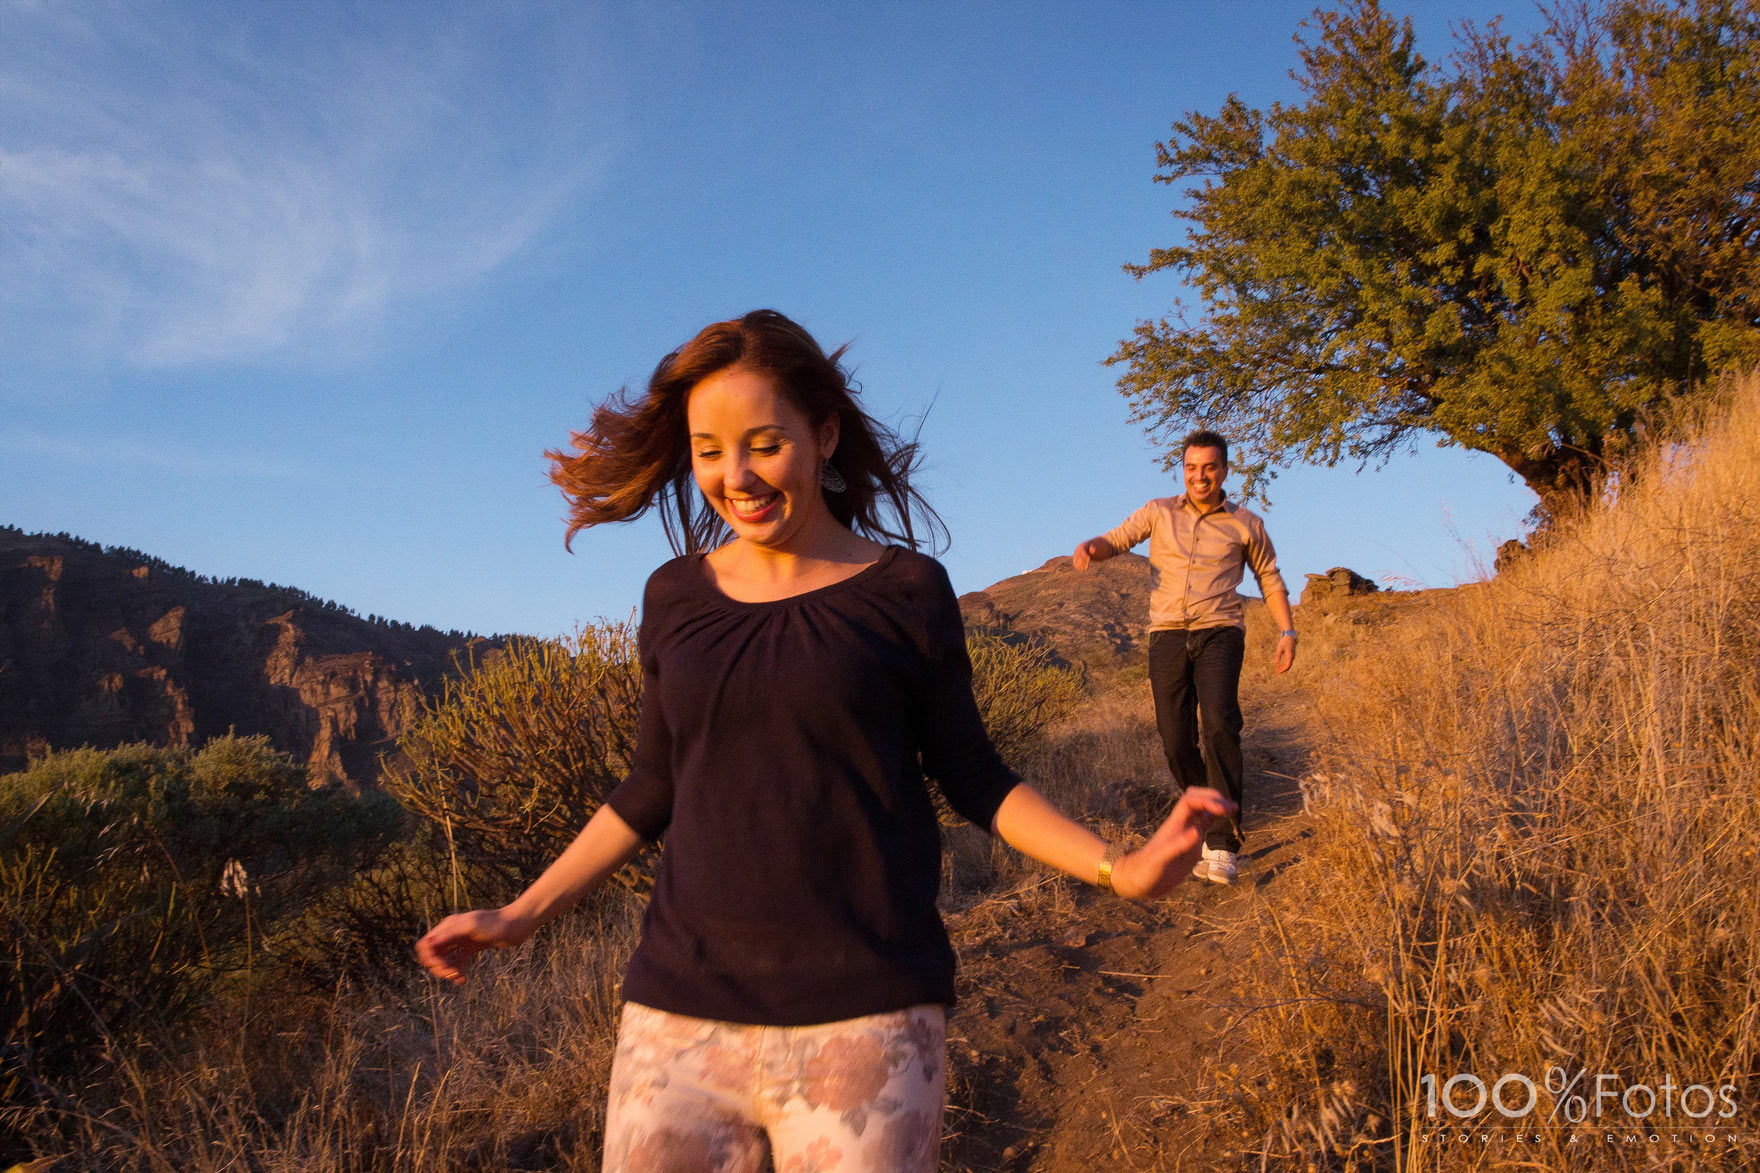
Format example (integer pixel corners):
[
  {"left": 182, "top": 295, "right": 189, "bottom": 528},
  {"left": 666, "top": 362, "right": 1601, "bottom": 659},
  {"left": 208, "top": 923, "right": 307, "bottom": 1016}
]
[{"left": 1279, "top": 629, "right": 1298, "bottom": 640}]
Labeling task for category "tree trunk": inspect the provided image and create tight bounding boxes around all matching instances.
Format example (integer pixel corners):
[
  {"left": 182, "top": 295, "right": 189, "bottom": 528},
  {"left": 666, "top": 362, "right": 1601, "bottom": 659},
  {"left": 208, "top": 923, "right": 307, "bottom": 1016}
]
[{"left": 1495, "top": 445, "right": 1605, "bottom": 524}]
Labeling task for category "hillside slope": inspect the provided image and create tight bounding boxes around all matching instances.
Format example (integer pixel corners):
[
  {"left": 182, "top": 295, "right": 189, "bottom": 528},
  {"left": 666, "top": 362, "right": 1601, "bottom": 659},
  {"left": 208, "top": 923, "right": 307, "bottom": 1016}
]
[{"left": 959, "top": 553, "right": 1150, "bottom": 676}]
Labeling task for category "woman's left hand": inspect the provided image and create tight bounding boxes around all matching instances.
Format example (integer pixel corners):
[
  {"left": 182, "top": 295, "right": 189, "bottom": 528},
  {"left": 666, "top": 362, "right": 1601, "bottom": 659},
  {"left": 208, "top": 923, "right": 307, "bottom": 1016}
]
[{"left": 1110, "top": 787, "right": 1235, "bottom": 900}]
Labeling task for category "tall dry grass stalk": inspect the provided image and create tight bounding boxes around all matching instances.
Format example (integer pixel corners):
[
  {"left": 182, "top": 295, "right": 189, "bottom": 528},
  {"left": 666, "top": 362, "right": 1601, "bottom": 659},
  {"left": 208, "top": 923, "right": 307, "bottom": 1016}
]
[{"left": 1239, "top": 373, "right": 1760, "bottom": 1170}]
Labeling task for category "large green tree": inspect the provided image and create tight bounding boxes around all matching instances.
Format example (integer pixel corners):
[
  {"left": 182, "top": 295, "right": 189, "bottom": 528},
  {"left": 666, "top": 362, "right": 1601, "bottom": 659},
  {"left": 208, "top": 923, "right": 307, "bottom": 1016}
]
[{"left": 1111, "top": 0, "right": 1760, "bottom": 505}]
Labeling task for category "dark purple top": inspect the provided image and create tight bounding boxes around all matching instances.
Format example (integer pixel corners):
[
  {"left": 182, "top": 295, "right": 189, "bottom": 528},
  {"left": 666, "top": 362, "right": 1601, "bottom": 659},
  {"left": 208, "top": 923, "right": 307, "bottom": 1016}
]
[{"left": 605, "top": 546, "right": 1020, "bottom": 1025}]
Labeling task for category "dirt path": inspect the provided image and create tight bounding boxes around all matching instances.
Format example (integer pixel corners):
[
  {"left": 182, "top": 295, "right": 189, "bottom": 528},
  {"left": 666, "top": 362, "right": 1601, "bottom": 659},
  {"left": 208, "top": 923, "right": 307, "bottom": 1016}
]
[{"left": 942, "top": 680, "right": 1320, "bottom": 1171}]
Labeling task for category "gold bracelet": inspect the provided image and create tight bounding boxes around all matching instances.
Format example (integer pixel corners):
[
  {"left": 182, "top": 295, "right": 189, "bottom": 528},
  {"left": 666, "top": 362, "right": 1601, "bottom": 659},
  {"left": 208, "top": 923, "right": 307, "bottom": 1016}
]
[{"left": 1096, "top": 844, "right": 1120, "bottom": 894}]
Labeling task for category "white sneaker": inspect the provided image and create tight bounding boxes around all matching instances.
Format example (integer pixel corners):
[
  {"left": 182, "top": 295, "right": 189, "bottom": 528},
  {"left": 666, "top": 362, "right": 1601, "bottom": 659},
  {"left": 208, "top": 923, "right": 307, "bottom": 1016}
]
[{"left": 1199, "top": 845, "right": 1238, "bottom": 885}]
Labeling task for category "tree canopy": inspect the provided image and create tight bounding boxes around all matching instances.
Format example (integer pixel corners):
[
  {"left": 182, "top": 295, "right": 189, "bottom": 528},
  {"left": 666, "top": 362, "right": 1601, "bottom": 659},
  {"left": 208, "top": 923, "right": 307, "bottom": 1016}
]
[{"left": 1111, "top": 0, "right": 1760, "bottom": 504}]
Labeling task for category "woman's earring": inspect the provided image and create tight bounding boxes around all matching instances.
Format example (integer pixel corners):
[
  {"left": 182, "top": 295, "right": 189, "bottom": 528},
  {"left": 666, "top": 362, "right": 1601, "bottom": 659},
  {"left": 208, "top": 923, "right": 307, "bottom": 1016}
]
[{"left": 820, "top": 462, "right": 847, "bottom": 493}]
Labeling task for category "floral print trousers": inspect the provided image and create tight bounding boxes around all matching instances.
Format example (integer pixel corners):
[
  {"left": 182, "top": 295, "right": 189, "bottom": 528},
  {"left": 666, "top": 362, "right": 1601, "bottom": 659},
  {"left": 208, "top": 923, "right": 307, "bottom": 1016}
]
[{"left": 602, "top": 1001, "right": 946, "bottom": 1172}]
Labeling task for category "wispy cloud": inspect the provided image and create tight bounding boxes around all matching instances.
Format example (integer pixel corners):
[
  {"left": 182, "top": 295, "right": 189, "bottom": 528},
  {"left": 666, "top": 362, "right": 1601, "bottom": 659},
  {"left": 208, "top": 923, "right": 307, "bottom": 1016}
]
[
  {"left": 5, "top": 427, "right": 316, "bottom": 482},
  {"left": 0, "top": 2, "right": 614, "bottom": 370}
]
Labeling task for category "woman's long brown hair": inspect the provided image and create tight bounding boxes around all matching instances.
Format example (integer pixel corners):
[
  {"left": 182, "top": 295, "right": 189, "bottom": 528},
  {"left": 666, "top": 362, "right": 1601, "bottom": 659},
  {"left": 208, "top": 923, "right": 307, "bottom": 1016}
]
[{"left": 547, "top": 309, "right": 945, "bottom": 556}]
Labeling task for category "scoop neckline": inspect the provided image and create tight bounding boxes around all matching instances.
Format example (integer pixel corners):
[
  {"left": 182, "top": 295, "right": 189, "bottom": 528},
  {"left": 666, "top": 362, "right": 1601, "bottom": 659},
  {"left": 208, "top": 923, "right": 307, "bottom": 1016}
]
[{"left": 694, "top": 544, "right": 900, "bottom": 608}]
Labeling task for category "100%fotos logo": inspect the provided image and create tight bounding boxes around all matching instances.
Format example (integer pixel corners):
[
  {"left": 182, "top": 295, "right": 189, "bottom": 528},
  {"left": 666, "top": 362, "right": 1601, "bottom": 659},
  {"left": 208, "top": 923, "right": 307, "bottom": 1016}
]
[{"left": 1420, "top": 1067, "right": 1739, "bottom": 1123}]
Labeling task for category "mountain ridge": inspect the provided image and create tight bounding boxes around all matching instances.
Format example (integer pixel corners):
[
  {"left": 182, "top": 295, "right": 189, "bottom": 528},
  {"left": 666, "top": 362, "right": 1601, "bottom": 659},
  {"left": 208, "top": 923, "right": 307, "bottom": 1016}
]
[{"left": 0, "top": 525, "right": 501, "bottom": 788}]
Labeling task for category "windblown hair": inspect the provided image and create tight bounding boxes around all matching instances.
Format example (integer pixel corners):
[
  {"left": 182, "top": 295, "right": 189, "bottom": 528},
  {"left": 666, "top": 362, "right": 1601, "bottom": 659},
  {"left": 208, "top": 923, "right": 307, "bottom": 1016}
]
[
  {"left": 548, "top": 309, "right": 945, "bottom": 555},
  {"left": 1181, "top": 428, "right": 1229, "bottom": 466}
]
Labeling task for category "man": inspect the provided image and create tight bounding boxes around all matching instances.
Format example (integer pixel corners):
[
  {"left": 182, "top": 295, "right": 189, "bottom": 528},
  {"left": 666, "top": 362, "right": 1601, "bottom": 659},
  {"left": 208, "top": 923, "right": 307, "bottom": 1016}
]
[{"left": 1071, "top": 430, "right": 1295, "bottom": 884}]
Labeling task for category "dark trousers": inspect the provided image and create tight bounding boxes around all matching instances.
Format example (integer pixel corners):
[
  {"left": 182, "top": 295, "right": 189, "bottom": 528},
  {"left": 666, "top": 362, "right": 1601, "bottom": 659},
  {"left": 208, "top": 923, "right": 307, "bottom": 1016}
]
[{"left": 1148, "top": 625, "right": 1245, "bottom": 851}]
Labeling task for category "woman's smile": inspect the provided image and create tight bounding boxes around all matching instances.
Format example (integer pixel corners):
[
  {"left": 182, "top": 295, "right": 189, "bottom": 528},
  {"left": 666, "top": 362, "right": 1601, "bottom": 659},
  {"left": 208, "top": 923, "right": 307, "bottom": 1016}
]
[{"left": 726, "top": 491, "right": 780, "bottom": 523}]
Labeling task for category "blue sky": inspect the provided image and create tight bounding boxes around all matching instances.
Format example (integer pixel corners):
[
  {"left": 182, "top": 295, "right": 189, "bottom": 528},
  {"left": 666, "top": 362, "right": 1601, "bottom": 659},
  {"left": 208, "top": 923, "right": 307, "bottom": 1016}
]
[{"left": 2, "top": 1, "right": 1546, "bottom": 638}]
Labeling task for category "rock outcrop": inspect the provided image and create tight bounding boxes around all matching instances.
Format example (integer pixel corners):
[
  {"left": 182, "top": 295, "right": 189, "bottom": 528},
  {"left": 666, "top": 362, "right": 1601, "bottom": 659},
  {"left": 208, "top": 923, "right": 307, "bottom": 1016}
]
[
  {"left": 0, "top": 527, "right": 499, "bottom": 789},
  {"left": 1300, "top": 566, "right": 1380, "bottom": 606},
  {"left": 1494, "top": 538, "right": 1530, "bottom": 574}
]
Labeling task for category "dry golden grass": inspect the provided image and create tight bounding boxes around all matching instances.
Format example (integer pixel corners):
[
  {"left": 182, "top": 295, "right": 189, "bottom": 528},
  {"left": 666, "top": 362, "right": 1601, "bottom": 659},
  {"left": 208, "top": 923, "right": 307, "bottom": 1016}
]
[
  {"left": 1226, "top": 372, "right": 1760, "bottom": 1170},
  {"left": 12, "top": 893, "right": 641, "bottom": 1171}
]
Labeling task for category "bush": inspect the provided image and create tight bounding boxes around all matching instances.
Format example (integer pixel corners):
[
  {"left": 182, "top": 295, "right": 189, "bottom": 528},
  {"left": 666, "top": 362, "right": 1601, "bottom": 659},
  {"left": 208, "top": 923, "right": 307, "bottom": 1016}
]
[
  {"left": 927, "top": 630, "right": 1085, "bottom": 850},
  {"left": 380, "top": 622, "right": 647, "bottom": 909},
  {"left": 967, "top": 629, "right": 1085, "bottom": 768},
  {"left": 0, "top": 736, "right": 399, "bottom": 1108}
]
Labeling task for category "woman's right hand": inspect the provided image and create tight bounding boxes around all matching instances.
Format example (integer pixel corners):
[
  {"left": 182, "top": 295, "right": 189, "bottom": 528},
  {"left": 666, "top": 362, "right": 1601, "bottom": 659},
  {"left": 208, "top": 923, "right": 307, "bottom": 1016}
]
[
  {"left": 415, "top": 908, "right": 533, "bottom": 985},
  {"left": 1111, "top": 787, "right": 1236, "bottom": 900}
]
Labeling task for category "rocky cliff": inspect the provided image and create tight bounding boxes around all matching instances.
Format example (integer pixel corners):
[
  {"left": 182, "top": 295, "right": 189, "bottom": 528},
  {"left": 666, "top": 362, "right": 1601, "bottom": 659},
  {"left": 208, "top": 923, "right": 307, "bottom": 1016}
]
[{"left": 0, "top": 526, "right": 498, "bottom": 788}]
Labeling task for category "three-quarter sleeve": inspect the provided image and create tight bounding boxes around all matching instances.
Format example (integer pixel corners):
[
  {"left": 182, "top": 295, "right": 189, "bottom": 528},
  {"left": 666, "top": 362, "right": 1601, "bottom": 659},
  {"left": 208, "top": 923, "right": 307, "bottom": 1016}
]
[
  {"left": 913, "top": 564, "right": 1020, "bottom": 830},
  {"left": 1102, "top": 501, "right": 1156, "bottom": 554},
  {"left": 603, "top": 579, "right": 676, "bottom": 841}
]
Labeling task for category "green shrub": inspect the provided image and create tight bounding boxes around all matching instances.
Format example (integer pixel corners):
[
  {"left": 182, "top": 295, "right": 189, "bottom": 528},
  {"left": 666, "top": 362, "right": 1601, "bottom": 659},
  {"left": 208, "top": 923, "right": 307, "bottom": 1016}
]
[
  {"left": 380, "top": 622, "right": 648, "bottom": 908},
  {"left": 296, "top": 833, "right": 460, "bottom": 989},
  {"left": 966, "top": 630, "right": 1085, "bottom": 768},
  {"left": 927, "top": 630, "right": 1085, "bottom": 845},
  {"left": 0, "top": 736, "right": 399, "bottom": 1105}
]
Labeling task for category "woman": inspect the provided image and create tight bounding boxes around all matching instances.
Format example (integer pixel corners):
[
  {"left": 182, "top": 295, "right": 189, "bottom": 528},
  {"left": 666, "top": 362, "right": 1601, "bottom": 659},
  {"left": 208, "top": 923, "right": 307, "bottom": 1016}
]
[{"left": 416, "top": 309, "right": 1231, "bottom": 1171}]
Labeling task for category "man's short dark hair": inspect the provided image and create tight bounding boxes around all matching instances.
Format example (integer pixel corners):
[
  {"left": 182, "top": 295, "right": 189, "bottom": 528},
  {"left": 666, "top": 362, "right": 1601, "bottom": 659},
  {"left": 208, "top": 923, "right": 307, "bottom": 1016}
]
[{"left": 1181, "top": 429, "right": 1229, "bottom": 466}]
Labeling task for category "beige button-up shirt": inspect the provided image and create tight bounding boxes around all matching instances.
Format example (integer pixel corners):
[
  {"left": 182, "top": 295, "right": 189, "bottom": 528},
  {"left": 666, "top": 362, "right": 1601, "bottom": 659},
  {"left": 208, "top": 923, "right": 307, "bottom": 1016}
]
[{"left": 1103, "top": 494, "right": 1288, "bottom": 632}]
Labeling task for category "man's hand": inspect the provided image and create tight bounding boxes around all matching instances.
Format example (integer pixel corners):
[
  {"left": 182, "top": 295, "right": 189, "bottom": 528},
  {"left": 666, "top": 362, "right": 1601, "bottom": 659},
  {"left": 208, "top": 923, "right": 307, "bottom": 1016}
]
[
  {"left": 1266, "top": 592, "right": 1297, "bottom": 676},
  {"left": 1071, "top": 537, "right": 1114, "bottom": 572}
]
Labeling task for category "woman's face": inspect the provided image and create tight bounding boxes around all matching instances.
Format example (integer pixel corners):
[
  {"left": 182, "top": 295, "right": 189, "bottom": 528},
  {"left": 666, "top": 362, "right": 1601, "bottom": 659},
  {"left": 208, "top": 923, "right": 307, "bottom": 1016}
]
[{"left": 687, "top": 365, "right": 838, "bottom": 551}]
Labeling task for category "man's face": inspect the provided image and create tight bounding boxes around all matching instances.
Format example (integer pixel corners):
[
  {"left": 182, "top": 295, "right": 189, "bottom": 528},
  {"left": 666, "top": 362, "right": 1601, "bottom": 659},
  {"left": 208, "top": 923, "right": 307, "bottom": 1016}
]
[{"left": 1182, "top": 445, "right": 1227, "bottom": 507}]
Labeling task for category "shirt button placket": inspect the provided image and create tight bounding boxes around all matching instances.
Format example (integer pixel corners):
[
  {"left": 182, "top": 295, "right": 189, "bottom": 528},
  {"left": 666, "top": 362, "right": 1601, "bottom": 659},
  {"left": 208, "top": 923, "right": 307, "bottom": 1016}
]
[{"left": 1181, "top": 506, "right": 1198, "bottom": 622}]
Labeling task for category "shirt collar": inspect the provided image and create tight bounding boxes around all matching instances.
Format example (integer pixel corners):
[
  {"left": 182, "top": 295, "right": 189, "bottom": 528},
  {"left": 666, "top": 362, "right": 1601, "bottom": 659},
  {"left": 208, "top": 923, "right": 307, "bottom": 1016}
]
[{"left": 1176, "top": 491, "right": 1229, "bottom": 515}]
